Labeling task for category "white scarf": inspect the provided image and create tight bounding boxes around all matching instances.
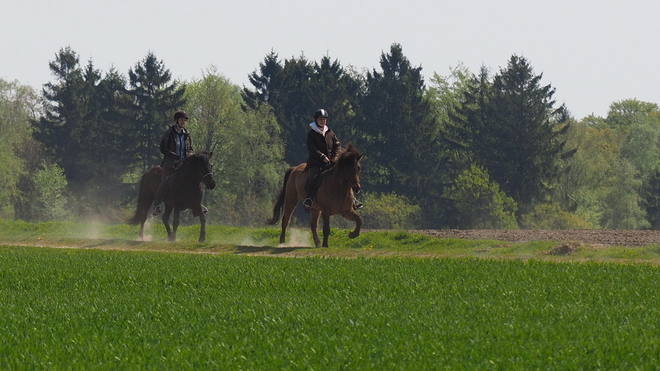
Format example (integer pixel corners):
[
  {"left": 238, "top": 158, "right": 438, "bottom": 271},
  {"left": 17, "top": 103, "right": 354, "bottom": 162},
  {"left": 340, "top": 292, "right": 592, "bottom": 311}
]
[{"left": 310, "top": 122, "right": 328, "bottom": 136}]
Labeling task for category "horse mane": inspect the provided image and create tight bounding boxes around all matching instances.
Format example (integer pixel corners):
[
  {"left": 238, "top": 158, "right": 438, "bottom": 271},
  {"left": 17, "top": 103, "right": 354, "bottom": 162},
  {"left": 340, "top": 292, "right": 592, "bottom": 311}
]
[
  {"left": 185, "top": 151, "right": 212, "bottom": 162},
  {"left": 178, "top": 151, "right": 213, "bottom": 170},
  {"left": 335, "top": 143, "right": 362, "bottom": 167}
]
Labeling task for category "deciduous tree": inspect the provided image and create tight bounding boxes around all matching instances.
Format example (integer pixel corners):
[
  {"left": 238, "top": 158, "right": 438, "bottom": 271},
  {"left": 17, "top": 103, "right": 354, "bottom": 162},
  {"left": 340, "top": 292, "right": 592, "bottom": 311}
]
[
  {"left": 186, "top": 69, "right": 285, "bottom": 226},
  {"left": 0, "top": 79, "right": 43, "bottom": 218}
]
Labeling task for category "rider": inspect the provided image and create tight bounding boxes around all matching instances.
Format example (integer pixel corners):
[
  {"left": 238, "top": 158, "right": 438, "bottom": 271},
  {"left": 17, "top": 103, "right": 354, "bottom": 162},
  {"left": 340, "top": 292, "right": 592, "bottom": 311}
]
[
  {"left": 303, "top": 109, "right": 363, "bottom": 210},
  {"left": 153, "top": 110, "right": 194, "bottom": 215}
]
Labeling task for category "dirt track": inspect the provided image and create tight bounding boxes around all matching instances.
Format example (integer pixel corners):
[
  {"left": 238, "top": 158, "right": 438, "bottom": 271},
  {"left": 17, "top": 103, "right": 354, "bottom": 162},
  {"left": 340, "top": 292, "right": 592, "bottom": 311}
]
[{"left": 409, "top": 229, "right": 660, "bottom": 246}]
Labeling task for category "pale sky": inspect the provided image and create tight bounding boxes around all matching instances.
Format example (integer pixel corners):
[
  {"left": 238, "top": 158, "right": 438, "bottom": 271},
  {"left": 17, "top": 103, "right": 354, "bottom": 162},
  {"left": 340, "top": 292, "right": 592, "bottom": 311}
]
[{"left": 4, "top": 0, "right": 659, "bottom": 119}]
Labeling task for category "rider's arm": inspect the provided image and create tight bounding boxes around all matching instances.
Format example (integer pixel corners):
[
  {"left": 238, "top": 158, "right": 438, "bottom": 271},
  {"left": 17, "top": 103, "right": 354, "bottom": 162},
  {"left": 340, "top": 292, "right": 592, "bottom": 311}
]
[
  {"left": 306, "top": 130, "right": 326, "bottom": 161},
  {"left": 330, "top": 132, "right": 340, "bottom": 161},
  {"left": 160, "top": 131, "right": 179, "bottom": 159}
]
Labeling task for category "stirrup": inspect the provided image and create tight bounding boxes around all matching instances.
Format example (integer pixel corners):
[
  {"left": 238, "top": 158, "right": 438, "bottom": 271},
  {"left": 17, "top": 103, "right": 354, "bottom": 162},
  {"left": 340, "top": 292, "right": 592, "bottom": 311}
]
[
  {"left": 153, "top": 204, "right": 163, "bottom": 216},
  {"left": 202, "top": 205, "right": 209, "bottom": 215},
  {"left": 303, "top": 198, "right": 313, "bottom": 208},
  {"left": 354, "top": 199, "right": 364, "bottom": 209}
]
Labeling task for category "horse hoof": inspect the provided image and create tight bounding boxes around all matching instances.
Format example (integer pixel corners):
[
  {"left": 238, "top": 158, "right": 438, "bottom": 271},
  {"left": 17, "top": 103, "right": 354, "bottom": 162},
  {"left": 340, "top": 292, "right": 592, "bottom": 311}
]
[{"left": 349, "top": 231, "right": 360, "bottom": 239}]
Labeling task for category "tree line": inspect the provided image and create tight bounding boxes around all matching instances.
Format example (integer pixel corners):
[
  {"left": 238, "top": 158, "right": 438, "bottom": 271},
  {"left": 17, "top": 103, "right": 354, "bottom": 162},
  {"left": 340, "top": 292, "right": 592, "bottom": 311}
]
[{"left": 2, "top": 43, "right": 660, "bottom": 230}]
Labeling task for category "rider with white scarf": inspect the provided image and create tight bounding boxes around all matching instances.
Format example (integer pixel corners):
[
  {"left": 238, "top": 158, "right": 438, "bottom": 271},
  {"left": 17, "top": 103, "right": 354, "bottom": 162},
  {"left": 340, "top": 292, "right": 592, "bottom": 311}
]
[{"left": 303, "top": 109, "right": 363, "bottom": 210}]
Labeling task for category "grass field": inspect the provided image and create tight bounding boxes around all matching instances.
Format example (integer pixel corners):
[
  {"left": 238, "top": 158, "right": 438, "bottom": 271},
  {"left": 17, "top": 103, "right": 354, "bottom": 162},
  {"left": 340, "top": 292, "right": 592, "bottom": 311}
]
[{"left": 2, "top": 220, "right": 660, "bottom": 369}]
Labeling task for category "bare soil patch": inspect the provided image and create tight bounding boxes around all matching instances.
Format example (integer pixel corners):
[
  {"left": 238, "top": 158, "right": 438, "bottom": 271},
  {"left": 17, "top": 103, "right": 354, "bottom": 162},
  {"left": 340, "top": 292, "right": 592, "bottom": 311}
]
[{"left": 410, "top": 229, "right": 660, "bottom": 246}]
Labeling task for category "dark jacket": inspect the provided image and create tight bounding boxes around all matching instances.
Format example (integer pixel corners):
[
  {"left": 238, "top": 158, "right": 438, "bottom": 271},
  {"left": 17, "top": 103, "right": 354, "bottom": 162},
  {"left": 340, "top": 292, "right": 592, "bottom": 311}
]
[
  {"left": 306, "top": 124, "right": 340, "bottom": 168},
  {"left": 160, "top": 124, "right": 193, "bottom": 168}
]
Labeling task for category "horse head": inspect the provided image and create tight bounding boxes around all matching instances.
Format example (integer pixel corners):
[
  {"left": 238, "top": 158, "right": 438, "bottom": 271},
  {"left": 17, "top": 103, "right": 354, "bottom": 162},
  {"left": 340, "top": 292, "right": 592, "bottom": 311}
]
[
  {"left": 336, "top": 143, "right": 363, "bottom": 194},
  {"left": 195, "top": 151, "right": 216, "bottom": 190}
]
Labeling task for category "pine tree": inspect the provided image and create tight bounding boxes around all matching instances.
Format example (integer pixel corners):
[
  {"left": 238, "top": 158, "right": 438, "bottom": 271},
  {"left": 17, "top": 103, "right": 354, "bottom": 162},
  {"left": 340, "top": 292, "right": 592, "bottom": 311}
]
[
  {"left": 34, "top": 48, "right": 120, "bottom": 184},
  {"left": 242, "top": 50, "right": 283, "bottom": 109},
  {"left": 243, "top": 53, "right": 361, "bottom": 166},
  {"left": 33, "top": 47, "right": 85, "bottom": 179},
  {"left": 444, "top": 66, "right": 494, "bottom": 164},
  {"left": 280, "top": 55, "right": 362, "bottom": 166},
  {"left": 128, "top": 52, "right": 185, "bottom": 171},
  {"left": 94, "top": 68, "right": 135, "bottom": 177},
  {"left": 277, "top": 55, "right": 315, "bottom": 165},
  {"left": 358, "top": 43, "right": 440, "bottom": 200},
  {"left": 33, "top": 47, "right": 136, "bottom": 212},
  {"left": 310, "top": 56, "right": 362, "bottom": 143},
  {"left": 444, "top": 56, "right": 573, "bottom": 221},
  {"left": 243, "top": 51, "right": 309, "bottom": 165},
  {"left": 481, "top": 55, "right": 571, "bottom": 217}
]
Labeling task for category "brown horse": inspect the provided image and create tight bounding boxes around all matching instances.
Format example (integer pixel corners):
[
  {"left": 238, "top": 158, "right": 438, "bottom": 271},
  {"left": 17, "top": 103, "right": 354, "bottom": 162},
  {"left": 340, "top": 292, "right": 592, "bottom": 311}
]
[
  {"left": 127, "top": 152, "right": 216, "bottom": 242},
  {"left": 267, "top": 144, "right": 363, "bottom": 248}
]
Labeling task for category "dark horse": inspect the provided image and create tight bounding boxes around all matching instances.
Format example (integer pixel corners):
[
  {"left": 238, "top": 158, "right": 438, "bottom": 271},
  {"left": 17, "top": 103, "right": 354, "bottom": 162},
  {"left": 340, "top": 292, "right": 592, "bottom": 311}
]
[
  {"left": 127, "top": 152, "right": 216, "bottom": 242},
  {"left": 267, "top": 144, "right": 363, "bottom": 248}
]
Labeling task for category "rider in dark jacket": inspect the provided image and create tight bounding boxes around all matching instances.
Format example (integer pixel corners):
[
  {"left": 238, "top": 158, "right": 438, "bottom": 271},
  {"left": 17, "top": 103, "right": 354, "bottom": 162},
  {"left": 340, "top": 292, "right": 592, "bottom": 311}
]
[
  {"left": 303, "top": 109, "right": 363, "bottom": 210},
  {"left": 152, "top": 110, "right": 194, "bottom": 215}
]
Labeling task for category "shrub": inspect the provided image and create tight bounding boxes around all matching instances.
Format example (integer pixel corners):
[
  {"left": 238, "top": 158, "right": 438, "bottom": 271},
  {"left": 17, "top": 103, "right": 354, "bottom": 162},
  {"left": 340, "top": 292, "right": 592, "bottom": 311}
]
[
  {"left": 33, "top": 163, "right": 68, "bottom": 221},
  {"left": 352, "top": 192, "right": 421, "bottom": 229},
  {"left": 520, "top": 203, "right": 595, "bottom": 229},
  {"left": 445, "top": 164, "right": 518, "bottom": 229}
]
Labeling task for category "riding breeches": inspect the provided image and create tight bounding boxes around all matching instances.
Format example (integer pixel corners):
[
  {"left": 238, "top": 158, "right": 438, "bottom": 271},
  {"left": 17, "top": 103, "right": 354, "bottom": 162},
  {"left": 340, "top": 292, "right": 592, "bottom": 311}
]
[
  {"left": 305, "top": 166, "right": 321, "bottom": 198},
  {"left": 153, "top": 166, "right": 177, "bottom": 206}
]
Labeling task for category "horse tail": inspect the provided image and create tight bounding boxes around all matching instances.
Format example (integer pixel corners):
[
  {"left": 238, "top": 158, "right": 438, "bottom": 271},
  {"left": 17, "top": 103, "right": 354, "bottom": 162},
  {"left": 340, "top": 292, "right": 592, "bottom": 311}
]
[
  {"left": 267, "top": 167, "right": 294, "bottom": 225},
  {"left": 126, "top": 167, "right": 160, "bottom": 225}
]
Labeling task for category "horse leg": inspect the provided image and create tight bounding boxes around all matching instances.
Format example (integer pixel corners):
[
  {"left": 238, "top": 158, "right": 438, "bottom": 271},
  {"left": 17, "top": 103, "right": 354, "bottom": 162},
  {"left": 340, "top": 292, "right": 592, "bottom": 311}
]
[
  {"left": 139, "top": 222, "right": 145, "bottom": 241},
  {"left": 171, "top": 210, "right": 180, "bottom": 242},
  {"left": 279, "top": 196, "right": 297, "bottom": 244},
  {"left": 322, "top": 213, "right": 331, "bottom": 248},
  {"left": 279, "top": 209, "right": 291, "bottom": 244},
  {"left": 341, "top": 211, "right": 363, "bottom": 239},
  {"left": 198, "top": 212, "right": 206, "bottom": 243},
  {"left": 162, "top": 208, "right": 172, "bottom": 241},
  {"left": 310, "top": 210, "right": 322, "bottom": 248}
]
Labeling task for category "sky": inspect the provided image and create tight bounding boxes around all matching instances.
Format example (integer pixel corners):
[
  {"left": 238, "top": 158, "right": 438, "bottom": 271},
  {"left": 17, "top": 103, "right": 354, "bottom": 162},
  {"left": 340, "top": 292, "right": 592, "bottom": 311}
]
[{"left": 3, "top": 0, "right": 659, "bottom": 120}]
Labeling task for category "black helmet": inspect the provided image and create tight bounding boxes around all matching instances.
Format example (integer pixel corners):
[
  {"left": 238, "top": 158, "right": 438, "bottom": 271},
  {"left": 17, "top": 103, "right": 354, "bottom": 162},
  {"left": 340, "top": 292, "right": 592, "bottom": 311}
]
[
  {"left": 314, "top": 109, "right": 329, "bottom": 119},
  {"left": 174, "top": 110, "right": 189, "bottom": 121}
]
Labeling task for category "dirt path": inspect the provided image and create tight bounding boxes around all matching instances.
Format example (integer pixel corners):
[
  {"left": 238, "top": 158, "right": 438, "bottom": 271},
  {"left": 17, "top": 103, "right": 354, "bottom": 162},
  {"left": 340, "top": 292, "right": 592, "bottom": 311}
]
[{"left": 410, "top": 229, "right": 660, "bottom": 246}]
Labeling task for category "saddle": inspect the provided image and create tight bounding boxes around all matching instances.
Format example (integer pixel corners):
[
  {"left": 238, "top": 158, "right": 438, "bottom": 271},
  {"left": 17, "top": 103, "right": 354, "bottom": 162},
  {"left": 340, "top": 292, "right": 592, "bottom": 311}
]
[{"left": 306, "top": 162, "right": 334, "bottom": 197}]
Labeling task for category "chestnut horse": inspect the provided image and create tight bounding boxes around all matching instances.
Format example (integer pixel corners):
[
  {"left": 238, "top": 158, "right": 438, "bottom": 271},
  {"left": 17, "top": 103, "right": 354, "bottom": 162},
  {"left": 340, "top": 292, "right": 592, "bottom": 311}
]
[
  {"left": 267, "top": 144, "right": 363, "bottom": 248},
  {"left": 127, "top": 152, "right": 216, "bottom": 242}
]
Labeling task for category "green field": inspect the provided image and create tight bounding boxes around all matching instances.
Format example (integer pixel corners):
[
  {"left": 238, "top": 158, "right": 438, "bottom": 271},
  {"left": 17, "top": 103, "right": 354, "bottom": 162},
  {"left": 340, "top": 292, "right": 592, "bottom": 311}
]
[{"left": 2, "top": 220, "right": 660, "bottom": 369}]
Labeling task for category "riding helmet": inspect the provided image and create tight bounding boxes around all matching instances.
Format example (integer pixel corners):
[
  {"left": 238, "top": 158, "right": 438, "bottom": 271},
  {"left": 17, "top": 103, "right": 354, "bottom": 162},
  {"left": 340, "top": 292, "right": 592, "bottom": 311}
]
[
  {"left": 314, "top": 109, "right": 329, "bottom": 119},
  {"left": 174, "top": 110, "right": 189, "bottom": 121}
]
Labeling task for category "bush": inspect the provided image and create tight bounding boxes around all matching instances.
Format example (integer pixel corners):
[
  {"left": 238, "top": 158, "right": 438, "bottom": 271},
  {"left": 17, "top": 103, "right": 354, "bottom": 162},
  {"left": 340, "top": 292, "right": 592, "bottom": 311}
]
[
  {"left": 445, "top": 164, "right": 518, "bottom": 229},
  {"left": 32, "top": 163, "right": 68, "bottom": 221},
  {"left": 353, "top": 192, "right": 421, "bottom": 229},
  {"left": 520, "top": 203, "right": 595, "bottom": 229}
]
